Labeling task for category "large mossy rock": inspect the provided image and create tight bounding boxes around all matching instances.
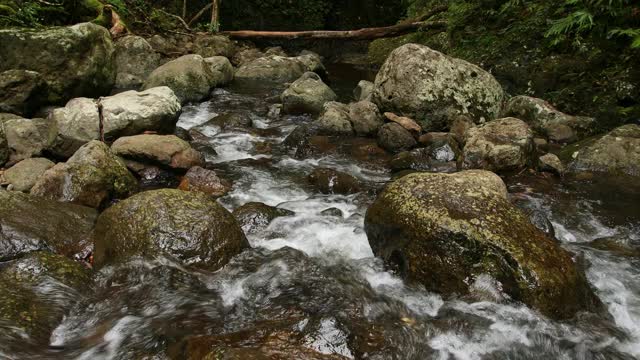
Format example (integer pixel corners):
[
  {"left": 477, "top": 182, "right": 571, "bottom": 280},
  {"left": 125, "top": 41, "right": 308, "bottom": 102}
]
[
  {"left": 462, "top": 117, "right": 535, "bottom": 172},
  {"left": 0, "top": 69, "right": 48, "bottom": 117},
  {"left": 282, "top": 72, "right": 336, "bottom": 115},
  {"left": 142, "top": 54, "right": 225, "bottom": 104},
  {"left": 364, "top": 171, "right": 601, "bottom": 319},
  {"left": 92, "top": 189, "right": 249, "bottom": 269},
  {"left": 51, "top": 86, "right": 181, "bottom": 157},
  {"left": 234, "top": 55, "right": 307, "bottom": 85},
  {"left": 0, "top": 191, "right": 97, "bottom": 261},
  {"left": 31, "top": 140, "right": 137, "bottom": 208},
  {"left": 192, "top": 35, "right": 235, "bottom": 58},
  {"left": 111, "top": 134, "right": 203, "bottom": 170},
  {"left": 570, "top": 124, "right": 640, "bottom": 177},
  {"left": 0, "top": 22, "right": 115, "bottom": 104},
  {"left": 372, "top": 44, "right": 504, "bottom": 131},
  {"left": 113, "top": 35, "right": 161, "bottom": 89},
  {"left": 0, "top": 251, "right": 91, "bottom": 344}
]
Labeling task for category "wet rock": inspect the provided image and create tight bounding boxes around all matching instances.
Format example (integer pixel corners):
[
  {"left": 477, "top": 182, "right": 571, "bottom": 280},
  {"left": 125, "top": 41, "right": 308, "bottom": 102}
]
[
  {"left": 0, "top": 22, "right": 115, "bottom": 104},
  {"left": 315, "top": 102, "right": 354, "bottom": 136},
  {"left": 178, "top": 166, "right": 231, "bottom": 198},
  {"left": 527, "top": 210, "right": 556, "bottom": 239},
  {"left": 384, "top": 112, "right": 422, "bottom": 136},
  {"left": 389, "top": 143, "right": 459, "bottom": 173},
  {"left": 539, "top": 153, "right": 565, "bottom": 176},
  {"left": 503, "top": 96, "right": 595, "bottom": 143},
  {"left": 365, "top": 170, "right": 601, "bottom": 319},
  {"left": 349, "top": 101, "right": 383, "bottom": 137},
  {"left": 0, "top": 252, "right": 91, "bottom": 343},
  {"left": 51, "top": 86, "right": 181, "bottom": 158},
  {"left": 0, "top": 191, "right": 97, "bottom": 261},
  {"left": 354, "top": 80, "right": 374, "bottom": 102},
  {"left": 308, "top": 168, "right": 361, "bottom": 195},
  {"left": 136, "top": 164, "right": 181, "bottom": 190},
  {"left": 93, "top": 189, "right": 249, "bottom": 269},
  {"left": 204, "top": 56, "right": 234, "bottom": 87},
  {"left": 282, "top": 124, "right": 318, "bottom": 153},
  {"left": 203, "top": 112, "right": 253, "bottom": 130},
  {"left": 588, "top": 236, "right": 640, "bottom": 258},
  {"left": 192, "top": 35, "right": 235, "bottom": 58},
  {"left": 111, "top": 134, "right": 204, "bottom": 170},
  {"left": 31, "top": 141, "right": 137, "bottom": 208},
  {"left": 143, "top": 54, "right": 221, "bottom": 104},
  {"left": 372, "top": 44, "right": 504, "bottom": 131},
  {"left": 377, "top": 123, "right": 416, "bottom": 153},
  {"left": 2, "top": 157, "right": 54, "bottom": 192},
  {"left": 449, "top": 115, "right": 475, "bottom": 145},
  {"left": 281, "top": 72, "right": 337, "bottom": 115},
  {"left": 233, "top": 202, "right": 295, "bottom": 235},
  {"left": 114, "top": 35, "right": 161, "bottom": 89},
  {"left": 1, "top": 116, "right": 56, "bottom": 165},
  {"left": 320, "top": 207, "right": 344, "bottom": 218},
  {"left": 570, "top": 124, "right": 640, "bottom": 177},
  {"left": 0, "top": 69, "right": 48, "bottom": 117},
  {"left": 463, "top": 117, "right": 535, "bottom": 172},
  {"left": 231, "top": 48, "right": 264, "bottom": 67}
]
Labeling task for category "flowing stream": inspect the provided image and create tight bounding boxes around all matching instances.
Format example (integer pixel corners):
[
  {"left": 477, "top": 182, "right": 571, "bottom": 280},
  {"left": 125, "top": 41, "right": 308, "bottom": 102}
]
[{"left": 2, "top": 67, "right": 639, "bottom": 359}]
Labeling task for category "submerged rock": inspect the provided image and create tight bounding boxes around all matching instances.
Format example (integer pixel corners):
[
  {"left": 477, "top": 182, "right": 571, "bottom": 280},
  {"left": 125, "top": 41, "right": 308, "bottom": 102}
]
[
  {"left": 178, "top": 166, "right": 231, "bottom": 198},
  {"left": 377, "top": 123, "right": 416, "bottom": 153},
  {"left": 1, "top": 116, "right": 57, "bottom": 165},
  {"left": 281, "top": 72, "right": 337, "bottom": 115},
  {"left": 462, "top": 117, "right": 535, "bottom": 172},
  {"left": 0, "top": 22, "right": 115, "bottom": 104},
  {"left": 111, "top": 134, "right": 203, "bottom": 170},
  {"left": 308, "top": 168, "right": 361, "bottom": 195},
  {"left": 570, "top": 124, "right": 640, "bottom": 177},
  {"left": 2, "top": 157, "right": 54, "bottom": 192},
  {"left": 503, "top": 96, "right": 595, "bottom": 143},
  {"left": 51, "top": 86, "right": 181, "bottom": 157},
  {"left": 114, "top": 35, "right": 161, "bottom": 89},
  {"left": 0, "top": 191, "right": 97, "bottom": 261},
  {"left": 372, "top": 44, "right": 504, "bottom": 131},
  {"left": 0, "top": 69, "right": 48, "bottom": 117},
  {"left": 93, "top": 189, "right": 249, "bottom": 269},
  {"left": 365, "top": 170, "right": 601, "bottom": 319},
  {"left": 233, "top": 202, "right": 295, "bottom": 235}
]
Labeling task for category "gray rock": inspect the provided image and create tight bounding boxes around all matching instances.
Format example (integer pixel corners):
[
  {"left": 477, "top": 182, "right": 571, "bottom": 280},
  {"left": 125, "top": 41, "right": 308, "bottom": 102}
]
[
  {"left": 114, "top": 35, "right": 161, "bottom": 89},
  {"left": 349, "top": 101, "right": 383, "bottom": 136},
  {"left": 377, "top": 123, "right": 416, "bottom": 153},
  {"left": 204, "top": 56, "right": 234, "bottom": 87},
  {"left": 231, "top": 48, "right": 264, "bottom": 67},
  {"left": 192, "top": 35, "right": 235, "bottom": 58},
  {"left": 282, "top": 72, "right": 337, "bottom": 115},
  {"left": 354, "top": 80, "right": 374, "bottom": 102},
  {"left": 315, "top": 102, "right": 353, "bottom": 135},
  {"left": 539, "top": 153, "right": 565, "bottom": 176},
  {"left": 143, "top": 54, "right": 218, "bottom": 104},
  {"left": 1, "top": 116, "right": 57, "bottom": 165},
  {"left": 0, "top": 70, "right": 48, "bottom": 117},
  {"left": 2, "top": 157, "right": 54, "bottom": 192},
  {"left": 463, "top": 117, "right": 535, "bottom": 172},
  {"left": 570, "top": 124, "right": 640, "bottom": 177},
  {"left": 235, "top": 55, "right": 324, "bottom": 85},
  {"left": 0, "top": 22, "right": 115, "bottom": 104},
  {"left": 372, "top": 44, "right": 504, "bottom": 131},
  {"left": 232, "top": 202, "right": 295, "bottom": 235}
]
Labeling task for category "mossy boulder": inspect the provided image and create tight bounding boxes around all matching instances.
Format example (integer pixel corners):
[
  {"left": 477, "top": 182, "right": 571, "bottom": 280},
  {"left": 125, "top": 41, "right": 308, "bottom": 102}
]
[
  {"left": 92, "top": 189, "right": 249, "bottom": 269},
  {"left": 232, "top": 202, "right": 295, "bottom": 235},
  {"left": 0, "top": 70, "right": 49, "bottom": 117},
  {"left": 0, "top": 251, "right": 91, "bottom": 344},
  {"left": 0, "top": 191, "right": 97, "bottom": 261},
  {"left": 31, "top": 141, "right": 137, "bottom": 208},
  {"left": 569, "top": 124, "right": 640, "bottom": 177},
  {"left": 364, "top": 170, "right": 601, "bottom": 319},
  {"left": 282, "top": 72, "right": 337, "bottom": 115},
  {"left": 111, "top": 134, "right": 203, "bottom": 170},
  {"left": 234, "top": 55, "right": 307, "bottom": 85},
  {"left": 204, "top": 56, "right": 234, "bottom": 87},
  {"left": 192, "top": 35, "right": 235, "bottom": 58},
  {"left": 372, "top": 44, "right": 504, "bottom": 131},
  {"left": 114, "top": 35, "right": 161, "bottom": 89},
  {"left": 0, "top": 22, "right": 115, "bottom": 104}
]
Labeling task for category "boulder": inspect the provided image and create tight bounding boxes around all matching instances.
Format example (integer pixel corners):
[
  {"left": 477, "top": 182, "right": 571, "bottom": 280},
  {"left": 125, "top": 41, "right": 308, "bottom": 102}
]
[
  {"left": 232, "top": 202, "right": 295, "bottom": 235},
  {"left": 178, "top": 166, "right": 231, "bottom": 197},
  {"left": 142, "top": 54, "right": 218, "bottom": 104},
  {"left": 234, "top": 55, "right": 307, "bottom": 85},
  {"left": 204, "top": 56, "right": 234, "bottom": 87},
  {"left": 231, "top": 48, "right": 264, "bottom": 67},
  {"left": 113, "top": 35, "right": 161, "bottom": 89},
  {"left": 0, "top": 190, "right": 97, "bottom": 261},
  {"left": 308, "top": 168, "right": 361, "bottom": 195},
  {"left": 503, "top": 96, "right": 595, "bottom": 143},
  {"left": 192, "top": 35, "right": 235, "bottom": 58},
  {"left": 193, "top": 112, "right": 252, "bottom": 133},
  {"left": 296, "top": 53, "right": 328, "bottom": 79},
  {"left": 111, "top": 134, "right": 204, "bottom": 170},
  {"left": 0, "top": 22, "right": 115, "bottom": 104},
  {"left": 354, "top": 80, "right": 374, "bottom": 102},
  {"left": 569, "top": 124, "right": 640, "bottom": 177},
  {"left": 265, "top": 46, "right": 287, "bottom": 57},
  {"left": 281, "top": 72, "right": 337, "bottom": 115},
  {"left": 538, "top": 153, "right": 565, "bottom": 176},
  {"left": 2, "top": 157, "right": 54, "bottom": 192},
  {"left": 315, "top": 102, "right": 354, "bottom": 135},
  {"left": 51, "top": 87, "right": 181, "bottom": 157},
  {"left": 377, "top": 123, "right": 416, "bottom": 153},
  {"left": 0, "top": 252, "right": 91, "bottom": 343},
  {"left": 372, "top": 44, "right": 504, "bottom": 131},
  {"left": 31, "top": 141, "right": 137, "bottom": 208},
  {"left": 364, "top": 170, "right": 601, "bottom": 319},
  {"left": 462, "top": 117, "right": 535, "bottom": 172},
  {"left": 349, "top": 101, "right": 383, "bottom": 137},
  {"left": 0, "top": 70, "right": 48, "bottom": 117},
  {"left": 92, "top": 189, "right": 249, "bottom": 269},
  {"left": 1, "top": 116, "right": 57, "bottom": 165}
]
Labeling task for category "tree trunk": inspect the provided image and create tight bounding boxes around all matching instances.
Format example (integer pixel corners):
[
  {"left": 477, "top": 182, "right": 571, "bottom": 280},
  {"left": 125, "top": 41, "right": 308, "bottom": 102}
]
[
  {"left": 182, "top": 0, "right": 187, "bottom": 19},
  {"left": 210, "top": 0, "right": 220, "bottom": 32}
]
